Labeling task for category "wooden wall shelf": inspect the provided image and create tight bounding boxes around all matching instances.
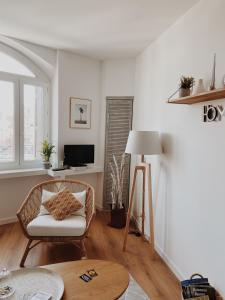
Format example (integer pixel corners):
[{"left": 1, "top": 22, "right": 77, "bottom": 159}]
[{"left": 168, "top": 88, "right": 225, "bottom": 105}]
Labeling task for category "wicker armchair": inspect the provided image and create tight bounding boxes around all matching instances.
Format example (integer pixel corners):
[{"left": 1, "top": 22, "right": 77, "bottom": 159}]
[{"left": 17, "top": 179, "right": 95, "bottom": 267}]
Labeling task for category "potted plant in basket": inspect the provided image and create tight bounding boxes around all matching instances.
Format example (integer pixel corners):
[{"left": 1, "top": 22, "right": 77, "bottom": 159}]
[
  {"left": 41, "top": 139, "right": 55, "bottom": 169},
  {"left": 109, "top": 153, "right": 126, "bottom": 228},
  {"left": 179, "top": 76, "right": 195, "bottom": 97}
]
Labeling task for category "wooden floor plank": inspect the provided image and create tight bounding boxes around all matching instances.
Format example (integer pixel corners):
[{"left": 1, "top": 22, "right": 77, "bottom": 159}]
[{"left": 0, "top": 211, "right": 181, "bottom": 300}]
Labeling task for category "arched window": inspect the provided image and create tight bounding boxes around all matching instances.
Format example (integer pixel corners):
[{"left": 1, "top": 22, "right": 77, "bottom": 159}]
[
  {"left": 0, "top": 44, "right": 49, "bottom": 170},
  {"left": 0, "top": 51, "right": 35, "bottom": 77}
]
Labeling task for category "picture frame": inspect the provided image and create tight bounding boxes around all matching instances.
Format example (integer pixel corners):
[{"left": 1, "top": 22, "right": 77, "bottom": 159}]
[{"left": 70, "top": 97, "right": 91, "bottom": 129}]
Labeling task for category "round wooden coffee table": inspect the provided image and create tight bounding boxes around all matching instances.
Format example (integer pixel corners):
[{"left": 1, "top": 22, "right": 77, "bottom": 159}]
[{"left": 45, "top": 259, "right": 129, "bottom": 300}]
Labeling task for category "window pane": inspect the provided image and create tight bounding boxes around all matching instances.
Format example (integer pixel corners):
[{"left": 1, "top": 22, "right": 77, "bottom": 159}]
[
  {"left": 24, "top": 85, "right": 44, "bottom": 161},
  {"left": 0, "top": 51, "right": 35, "bottom": 77},
  {"left": 0, "top": 80, "right": 15, "bottom": 162}
]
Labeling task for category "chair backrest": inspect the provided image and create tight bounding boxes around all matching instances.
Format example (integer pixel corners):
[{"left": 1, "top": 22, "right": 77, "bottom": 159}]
[
  {"left": 40, "top": 179, "right": 92, "bottom": 194},
  {"left": 17, "top": 179, "right": 95, "bottom": 229}
]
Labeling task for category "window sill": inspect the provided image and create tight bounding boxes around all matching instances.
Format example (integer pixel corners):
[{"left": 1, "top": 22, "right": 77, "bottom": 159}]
[{"left": 0, "top": 168, "right": 47, "bottom": 179}]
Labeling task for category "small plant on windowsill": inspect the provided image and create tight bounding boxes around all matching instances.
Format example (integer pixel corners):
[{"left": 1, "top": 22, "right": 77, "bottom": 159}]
[
  {"left": 109, "top": 153, "right": 126, "bottom": 229},
  {"left": 179, "top": 76, "right": 195, "bottom": 97},
  {"left": 41, "top": 139, "right": 55, "bottom": 169}
]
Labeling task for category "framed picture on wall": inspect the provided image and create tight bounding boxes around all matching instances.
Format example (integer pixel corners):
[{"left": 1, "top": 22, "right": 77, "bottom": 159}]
[{"left": 70, "top": 97, "right": 91, "bottom": 129}]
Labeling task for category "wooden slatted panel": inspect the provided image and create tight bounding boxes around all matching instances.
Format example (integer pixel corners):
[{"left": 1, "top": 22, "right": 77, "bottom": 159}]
[{"left": 103, "top": 98, "right": 133, "bottom": 210}]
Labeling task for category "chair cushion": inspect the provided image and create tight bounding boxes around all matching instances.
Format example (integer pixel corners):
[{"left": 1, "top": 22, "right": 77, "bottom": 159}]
[
  {"left": 72, "top": 190, "right": 86, "bottom": 217},
  {"left": 39, "top": 189, "right": 56, "bottom": 216},
  {"left": 43, "top": 189, "right": 83, "bottom": 220},
  {"left": 39, "top": 189, "right": 86, "bottom": 217},
  {"left": 27, "top": 215, "right": 86, "bottom": 237}
]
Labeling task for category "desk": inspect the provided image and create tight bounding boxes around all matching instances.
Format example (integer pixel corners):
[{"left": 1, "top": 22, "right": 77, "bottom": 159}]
[{"left": 48, "top": 166, "right": 103, "bottom": 179}]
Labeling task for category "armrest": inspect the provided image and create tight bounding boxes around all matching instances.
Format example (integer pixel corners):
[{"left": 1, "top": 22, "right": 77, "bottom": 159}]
[
  {"left": 17, "top": 186, "right": 42, "bottom": 233},
  {"left": 85, "top": 187, "right": 95, "bottom": 231}
]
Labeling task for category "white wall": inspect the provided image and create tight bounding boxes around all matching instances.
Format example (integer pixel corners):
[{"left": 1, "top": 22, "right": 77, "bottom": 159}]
[
  {"left": 0, "top": 175, "right": 50, "bottom": 223},
  {"left": 133, "top": 0, "right": 225, "bottom": 296},
  {"left": 99, "top": 59, "right": 135, "bottom": 166},
  {"left": 56, "top": 51, "right": 104, "bottom": 208},
  {"left": 50, "top": 53, "right": 136, "bottom": 209},
  {"left": 56, "top": 50, "right": 102, "bottom": 165},
  {"left": 101, "top": 59, "right": 135, "bottom": 97},
  {"left": 97, "top": 59, "right": 135, "bottom": 209},
  {"left": 52, "top": 54, "right": 136, "bottom": 168}
]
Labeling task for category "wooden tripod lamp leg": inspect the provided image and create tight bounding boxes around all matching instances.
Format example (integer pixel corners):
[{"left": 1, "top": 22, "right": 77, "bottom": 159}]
[
  {"left": 141, "top": 167, "right": 146, "bottom": 238},
  {"left": 123, "top": 167, "right": 138, "bottom": 251},
  {"left": 123, "top": 162, "right": 155, "bottom": 257},
  {"left": 147, "top": 163, "right": 155, "bottom": 257}
]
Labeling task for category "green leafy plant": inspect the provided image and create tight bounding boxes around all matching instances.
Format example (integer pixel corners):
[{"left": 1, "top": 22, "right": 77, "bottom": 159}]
[
  {"left": 41, "top": 139, "right": 55, "bottom": 162},
  {"left": 180, "top": 76, "right": 195, "bottom": 89}
]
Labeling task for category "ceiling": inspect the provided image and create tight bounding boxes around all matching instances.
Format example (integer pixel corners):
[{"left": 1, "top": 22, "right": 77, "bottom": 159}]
[{"left": 0, "top": 0, "right": 198, "bottom": 59}]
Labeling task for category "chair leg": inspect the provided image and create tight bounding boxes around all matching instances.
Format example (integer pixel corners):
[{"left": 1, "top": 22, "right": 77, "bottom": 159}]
[
  {"left": 20, "top": 239, "right": 32, "bottom": 267},
  {"left": 80, "top": 239, "right": 87, "bottom": 260}
]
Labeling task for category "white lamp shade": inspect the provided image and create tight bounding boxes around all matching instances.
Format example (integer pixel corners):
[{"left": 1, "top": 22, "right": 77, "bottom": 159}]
[{"left": 125, "top": 131, "right": 162, "bottom": 155}]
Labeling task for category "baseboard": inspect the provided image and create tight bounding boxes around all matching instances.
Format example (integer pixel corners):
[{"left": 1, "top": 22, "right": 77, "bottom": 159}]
[
  {"left": 131, "top": 214, "right": 185, "bottom": 281},
  {"left": 0, "top": 216, "right": 17, "bottom": 225},
  {"left": 155, "top": 242, "right": 184, "bottom": 280}
]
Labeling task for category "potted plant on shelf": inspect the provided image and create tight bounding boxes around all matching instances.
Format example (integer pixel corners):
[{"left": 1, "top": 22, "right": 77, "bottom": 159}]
[
  {"left": 41, "top": 139, "right": 55, "bottom": 169},
  {"left": 179, "top": 76, "right": 195, "bottom": 97},
  {"left": 109, "top": 153, "right": 126, "bottom": 229}
]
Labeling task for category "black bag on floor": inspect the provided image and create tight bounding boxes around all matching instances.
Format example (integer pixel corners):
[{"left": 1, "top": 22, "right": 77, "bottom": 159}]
[{"left": 181, "top": 274, "right": 216, "bottom": 300}]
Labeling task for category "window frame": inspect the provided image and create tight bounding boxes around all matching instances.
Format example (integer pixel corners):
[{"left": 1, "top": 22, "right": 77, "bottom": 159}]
[
  {"left": 0, "top": 73, "right": 20, "bottom": 169},
  {"left": 0, "top": 44, "right": 50, "bottom": 171}
]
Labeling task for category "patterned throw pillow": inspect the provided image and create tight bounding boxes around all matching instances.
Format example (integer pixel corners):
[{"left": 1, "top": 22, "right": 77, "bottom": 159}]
[
  {"left": 39, "top": 190, "right": 56, "bottom": 216},
  {"left": 39, "top": 189, "right": 86, "bottom": 217},
  {"left": 43, "top": 188, "right": 83, "bottom": 220}
]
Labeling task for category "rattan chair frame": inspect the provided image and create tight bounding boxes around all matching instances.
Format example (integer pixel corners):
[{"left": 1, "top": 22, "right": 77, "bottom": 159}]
[{"left": 17, "top": 179, "right": 95, "bottom": 267}]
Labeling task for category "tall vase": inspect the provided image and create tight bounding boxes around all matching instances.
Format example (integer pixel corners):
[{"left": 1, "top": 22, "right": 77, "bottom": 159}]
[
  {"left": 109, "top": 204, "right": 126, "bottom": 229},
  {"left": 209, "top": 53, "right": 216, "bottom": 90},
  {"left": 195, "top": 79, "right": 206, "bottom": 94}
]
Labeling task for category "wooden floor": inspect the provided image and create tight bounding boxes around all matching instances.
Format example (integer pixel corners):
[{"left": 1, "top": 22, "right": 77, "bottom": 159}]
[{"left": 0, "top": 212, "right": 181, "bottom": 300}]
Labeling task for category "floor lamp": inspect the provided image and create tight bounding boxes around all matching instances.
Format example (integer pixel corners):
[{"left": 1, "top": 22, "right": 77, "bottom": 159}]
[{"left": 123, "top": 131, "right": 162, "bottom": 256}]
